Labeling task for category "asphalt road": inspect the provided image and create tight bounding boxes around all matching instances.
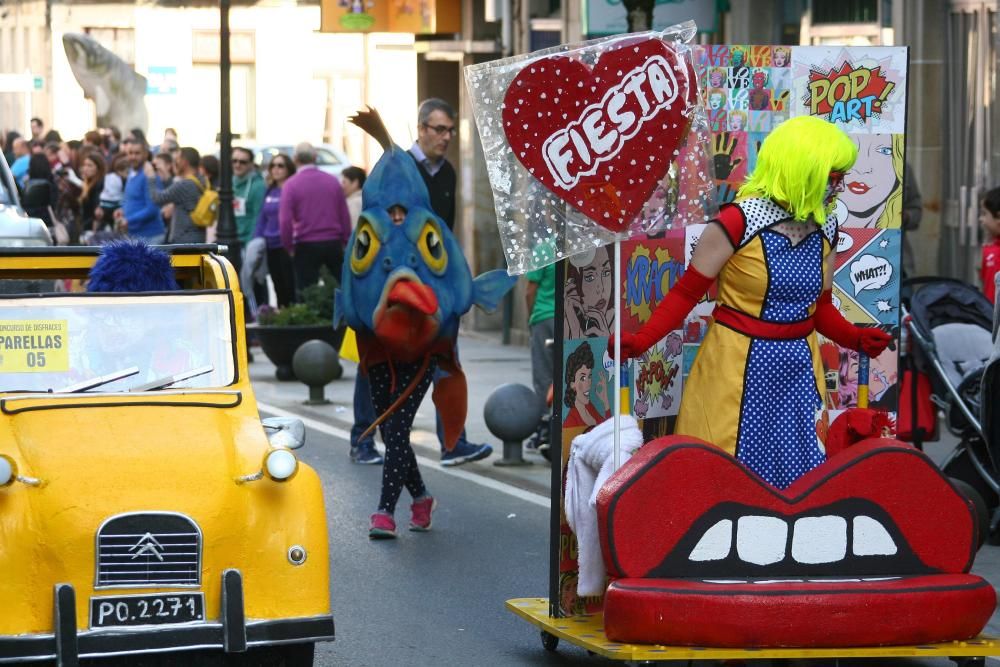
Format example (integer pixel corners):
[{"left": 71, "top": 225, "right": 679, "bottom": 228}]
[
  {"left": 290, "top": 418, "right": 606, "bottom": 667},
  {"left": 284, "top": 415, "right": 997, "bottom": 667}
]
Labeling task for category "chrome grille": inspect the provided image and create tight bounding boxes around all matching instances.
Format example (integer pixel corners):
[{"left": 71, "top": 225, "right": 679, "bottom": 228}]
[{"left": 96, "top": 513, "right": 201, "bottom": 588}]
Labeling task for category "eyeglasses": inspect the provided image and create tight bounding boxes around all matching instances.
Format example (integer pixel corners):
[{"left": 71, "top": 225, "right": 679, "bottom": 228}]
[
  {"left": 423, "top": 123, "right": 457, "bottom": 137},
  {"left": 232, "top": 158, "right": 251, "bottom": 165}
]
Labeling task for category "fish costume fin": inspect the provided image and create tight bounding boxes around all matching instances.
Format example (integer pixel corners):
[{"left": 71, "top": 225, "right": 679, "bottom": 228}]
[
  {"left": 472, "top": 270, "right": 518, "bottom": 313},
  {"left": 432, "top": 349, "right": 467, "bottom": 452}
]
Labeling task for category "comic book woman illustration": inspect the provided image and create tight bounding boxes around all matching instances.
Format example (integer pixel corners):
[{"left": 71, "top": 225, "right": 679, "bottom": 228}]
[{"left": 612, "top": 116, "right": 892, "bottom": 489}]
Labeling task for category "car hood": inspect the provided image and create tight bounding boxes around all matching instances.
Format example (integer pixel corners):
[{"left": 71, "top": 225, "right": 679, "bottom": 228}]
[{"left": 1, "top": 393, "right": 267, "bottom": 512}]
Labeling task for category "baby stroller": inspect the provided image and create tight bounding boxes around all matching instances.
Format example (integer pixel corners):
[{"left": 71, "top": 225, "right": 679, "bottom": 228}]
[{"left": 902, "top": 276, "right": 998, "bottom": 539}]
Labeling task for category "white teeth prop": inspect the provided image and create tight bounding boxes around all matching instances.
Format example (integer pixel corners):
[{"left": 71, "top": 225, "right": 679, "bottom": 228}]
[
  {"left": 736, "top": 516, "right": 787, "bottom": 565},
  {"left": 791, "top": 516, "right": 847, "bottom": 564},
  {"left": 689, "top": 519, "right": 733, "bottom": 561},
  {"left": 853, "top": 515, "right": 898, "bottom": 556},
  {"left": 687, "top": 512, "right": 901, "bottom": 566},
  {"left": 701, "top": 576, "right": 903, "bottom": 585}
]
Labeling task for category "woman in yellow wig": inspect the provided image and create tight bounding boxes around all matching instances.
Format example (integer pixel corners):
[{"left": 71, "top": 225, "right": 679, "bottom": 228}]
[{"left": 611, "top": 116, "right": 892, "bottom": 489}]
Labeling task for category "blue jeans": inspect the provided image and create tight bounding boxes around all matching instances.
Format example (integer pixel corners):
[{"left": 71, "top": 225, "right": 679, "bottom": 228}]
[
  {"left": 351, "top": 365, "right": 470, "bottom": 452},
  {"left": 351, "top": 371, "right": 377, "bottom": 449}
]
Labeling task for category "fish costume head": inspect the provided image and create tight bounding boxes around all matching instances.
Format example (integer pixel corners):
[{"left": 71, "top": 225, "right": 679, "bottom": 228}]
[
  {"left": 335, "top": 108, "right": 514, "bottom": 359},
  {"left": 334, "top": 107, "right": 516, "bottom": 448}
]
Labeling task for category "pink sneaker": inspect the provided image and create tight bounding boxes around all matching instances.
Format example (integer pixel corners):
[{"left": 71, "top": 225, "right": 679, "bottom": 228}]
[
  {"left": 409, "top": 496, "right": 437, "bottom": 532},
  {"left": 369, "top": 512, "right": 396, "bottom": 539}
]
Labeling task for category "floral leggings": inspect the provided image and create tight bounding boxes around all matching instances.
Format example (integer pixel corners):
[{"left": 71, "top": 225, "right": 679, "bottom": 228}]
[{"left": 368, "top": 359, "right": 434, "bottom": 514}]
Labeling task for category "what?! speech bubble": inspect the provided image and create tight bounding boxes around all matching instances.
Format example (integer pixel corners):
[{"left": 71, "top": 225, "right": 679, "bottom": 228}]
[{"left": 850, "top": 254, "right": 893, "bottom": 295}]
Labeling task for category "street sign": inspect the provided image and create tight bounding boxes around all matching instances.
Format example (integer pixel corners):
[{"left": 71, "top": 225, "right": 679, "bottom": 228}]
[{"left": 146, "top": 66, "right": 178, "bottom": 95}]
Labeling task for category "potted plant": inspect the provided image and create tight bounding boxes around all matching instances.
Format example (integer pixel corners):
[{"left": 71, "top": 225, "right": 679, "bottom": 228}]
[{"left": 250, "top": 270, "right": 345, "bottom": 381}]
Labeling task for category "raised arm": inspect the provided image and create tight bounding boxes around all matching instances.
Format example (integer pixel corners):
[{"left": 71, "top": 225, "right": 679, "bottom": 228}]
[{"left": 609, "top": 211, "right": 737, "bottom": 360}]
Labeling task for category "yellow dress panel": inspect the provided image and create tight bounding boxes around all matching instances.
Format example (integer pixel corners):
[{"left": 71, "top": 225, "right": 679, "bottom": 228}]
[{"left": 675, "top": 219, "right": 833, "bottom": 457}]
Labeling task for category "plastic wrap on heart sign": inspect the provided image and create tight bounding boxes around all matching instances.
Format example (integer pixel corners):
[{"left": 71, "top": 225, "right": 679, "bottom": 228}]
[{"left": 466, "top": 21, "right": 717, "bottom": 275}]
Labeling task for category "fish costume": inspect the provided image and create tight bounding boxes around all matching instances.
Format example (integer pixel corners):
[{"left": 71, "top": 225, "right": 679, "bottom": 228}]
[{"left": 335, "top": 108, "right": 516, "bottom": 529}]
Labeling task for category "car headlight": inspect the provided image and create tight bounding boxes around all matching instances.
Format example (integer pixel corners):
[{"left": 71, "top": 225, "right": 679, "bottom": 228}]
[
  {"left": 0, "top": 455, "right": 15, "bottom": 487},
  {"left": 264, "top": 448, "right": 298, "bottom": 482}
]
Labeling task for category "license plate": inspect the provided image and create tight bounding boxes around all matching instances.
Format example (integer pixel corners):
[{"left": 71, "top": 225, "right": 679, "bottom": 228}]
[{"left": 90, "top": 592, "right": 204, "bottom": 627}]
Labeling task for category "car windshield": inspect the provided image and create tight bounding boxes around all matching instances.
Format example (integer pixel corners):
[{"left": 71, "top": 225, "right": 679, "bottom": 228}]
[{"left": 0, "top": 293, "right": 236, "bottom": 393}]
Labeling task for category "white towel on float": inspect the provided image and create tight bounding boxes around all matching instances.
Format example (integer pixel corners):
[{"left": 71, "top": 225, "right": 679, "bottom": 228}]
[{"left": 565, "top": 415, "right": 643, "bottom": 597}]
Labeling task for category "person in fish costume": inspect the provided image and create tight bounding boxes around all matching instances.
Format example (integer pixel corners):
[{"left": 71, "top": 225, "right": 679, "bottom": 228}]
[
  {"left": 335, "top": 108, "right": 517, "bottom": 539},
  {"left": 611, "top": 116, "right": 892, "bottom": 490}
]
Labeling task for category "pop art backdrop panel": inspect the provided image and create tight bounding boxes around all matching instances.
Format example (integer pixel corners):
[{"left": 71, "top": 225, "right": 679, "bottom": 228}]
[
  {"left": 555, "top": 44, "right": 907, "bottom": 617},
  {"left": 791, "top": 46, "right": 907, "bottom": 133}
]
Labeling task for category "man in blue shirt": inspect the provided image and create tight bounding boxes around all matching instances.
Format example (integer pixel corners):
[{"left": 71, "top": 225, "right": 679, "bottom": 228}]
[
  {"left": 9, "top": 138, "right": 32, "bottom": 188},
  {"left": 118, "top": 138, "right": 165, "bottom": 243}
]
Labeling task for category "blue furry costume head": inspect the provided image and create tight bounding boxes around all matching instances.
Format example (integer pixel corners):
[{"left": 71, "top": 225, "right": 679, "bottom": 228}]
[{"left": 87, "top": 240, "right": 177, "bottom": 292}]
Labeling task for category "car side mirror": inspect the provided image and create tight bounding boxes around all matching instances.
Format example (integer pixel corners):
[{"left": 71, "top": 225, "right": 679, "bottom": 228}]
[{"left": 262, "top": 417, "right": 305, "bottom": 450}]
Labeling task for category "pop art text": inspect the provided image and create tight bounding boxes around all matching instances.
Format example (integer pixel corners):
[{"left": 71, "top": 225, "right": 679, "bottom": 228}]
[{"left": 807, "top": 63, "right": 895, "bottom": 123}]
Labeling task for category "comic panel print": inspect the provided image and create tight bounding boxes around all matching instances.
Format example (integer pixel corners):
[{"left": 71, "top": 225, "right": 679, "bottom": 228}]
[
  {"left": 559, "top": 335, "right": 613, "bottom": 616},
  {"left": 561, "top": 337, "right": 613, "bottom": 430},
  {"left": 832, "top": 228, "right": 902, "bottom": 327},
  {"left": 791, "top": 46, "right": 907, "bottom": 133},
  {"left": 621, "top": 233, "right": 686, "bottom": 333},
  {"left": 631, "top": 332, "right": 683, "bottom": 420},
  {"left": 563, "top": 246, "right": 615, "bottom": 341},
  {"left": 834, "top": 134, "right": 905, "bottom": 229},
  {"left": 819, "top": 335, "right": 899, "bottom": 411}
]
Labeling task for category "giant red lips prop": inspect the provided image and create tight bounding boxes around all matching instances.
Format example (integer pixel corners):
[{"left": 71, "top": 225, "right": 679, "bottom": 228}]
[
  {"left": 502, "top": 37, "right": 697, "bottom": 233},
  {"left": 596, "top": 438, "right": 996, "bottom": 647},
  {"left": 373, "top": 277, "right": 440, "bottom": 363}
]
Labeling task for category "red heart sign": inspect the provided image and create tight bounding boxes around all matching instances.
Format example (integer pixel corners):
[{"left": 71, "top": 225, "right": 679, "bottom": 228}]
[{"left": 502, "top": 37, "right": 697, "bottom": 233}]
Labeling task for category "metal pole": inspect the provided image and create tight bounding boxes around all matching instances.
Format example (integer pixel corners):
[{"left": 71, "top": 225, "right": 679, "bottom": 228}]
[
  {"left": 613, "top": 238, "right": 622, "bottom": 471},
  {"left": 217, "top": 0, "right": 240, "bottom": 266}
]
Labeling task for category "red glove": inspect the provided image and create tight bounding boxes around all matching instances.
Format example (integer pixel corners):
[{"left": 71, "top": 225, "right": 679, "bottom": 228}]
[
  {"left": 607, "top": 332, "right": 643, "bottom": 360},
  {"left": 608, "top": 265, "right": 714, "bottom": 360},
  {"left": 813, "top": 289, "right": 892, "bottom": 357}
]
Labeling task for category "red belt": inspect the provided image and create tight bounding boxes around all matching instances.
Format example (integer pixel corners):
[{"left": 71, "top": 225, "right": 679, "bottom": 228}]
[{"left": 712, "top": 305, "right": 814, "bottom": 340}]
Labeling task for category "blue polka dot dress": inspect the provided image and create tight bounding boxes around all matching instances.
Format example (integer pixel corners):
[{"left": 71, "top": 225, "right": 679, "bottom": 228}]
[{"left": 676, "top": 199, "right": 838, "bottom": 489}]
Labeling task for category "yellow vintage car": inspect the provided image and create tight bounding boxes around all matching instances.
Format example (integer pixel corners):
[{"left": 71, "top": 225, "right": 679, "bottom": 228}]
[{"left": 0, "top": 245, "right": 333, "bottom": 665}]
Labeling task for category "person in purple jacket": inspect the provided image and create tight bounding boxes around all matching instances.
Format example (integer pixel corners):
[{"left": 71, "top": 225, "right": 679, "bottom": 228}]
[
  {"left": 254, "top": 153, "right": 297, "bottom": 307},
  {"left": 279, "top": 143, "right": 351, "bottom": 297}
]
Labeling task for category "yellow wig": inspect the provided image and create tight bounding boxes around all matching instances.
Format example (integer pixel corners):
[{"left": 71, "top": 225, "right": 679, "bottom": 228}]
[{"left": 737, "top": 116, "right": 857, "bottom": 223}]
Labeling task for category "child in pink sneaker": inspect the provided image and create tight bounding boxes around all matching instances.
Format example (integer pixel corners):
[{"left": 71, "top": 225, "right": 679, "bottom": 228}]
[{"left": 366, "top": 358, "right": 437, "bottom": 540}]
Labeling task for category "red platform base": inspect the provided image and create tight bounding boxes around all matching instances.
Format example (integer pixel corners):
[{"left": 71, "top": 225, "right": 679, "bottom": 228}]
[{"left": 604, "top": 574, "right": 997, "bottom": 648}]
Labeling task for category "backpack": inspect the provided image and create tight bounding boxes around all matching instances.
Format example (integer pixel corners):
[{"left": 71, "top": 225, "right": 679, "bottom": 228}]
[{"left": 186, "top": 176, "right": 219, "bottom": 228}]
